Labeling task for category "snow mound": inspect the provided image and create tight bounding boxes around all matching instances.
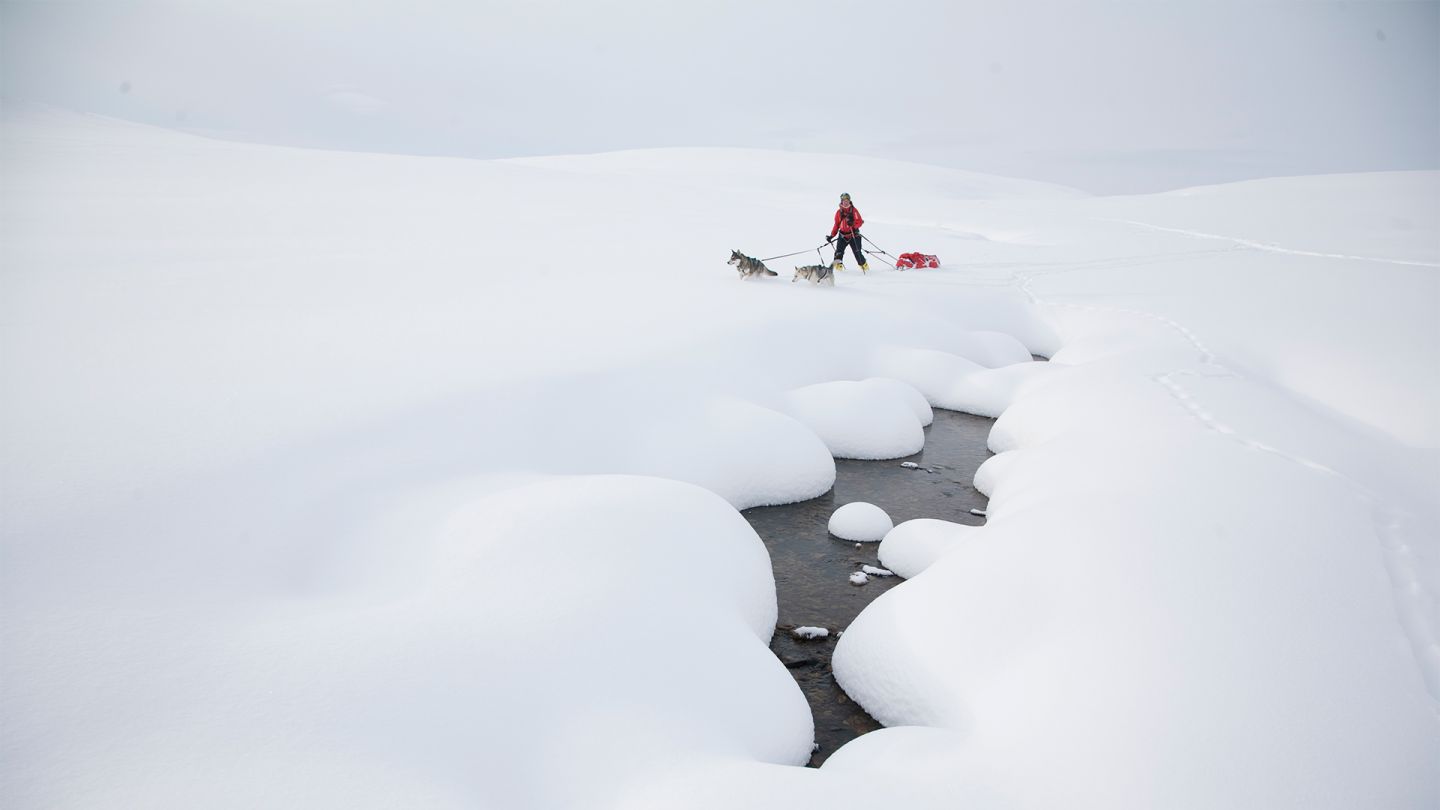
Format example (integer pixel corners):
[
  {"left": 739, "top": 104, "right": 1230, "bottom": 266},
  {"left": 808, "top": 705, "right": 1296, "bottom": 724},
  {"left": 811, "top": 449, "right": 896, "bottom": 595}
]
[
  {"left": 627, "top": 398, "right": 836, "bottom": 509},
  {"left": 860, "top": 377, "right": 934, "bottom": 426},
  {"left": 861, "top": 565, "right": 895, "bottom": 577},
  {"left": 820, "top": 725, "right": 970, "bottom": 776},
  {"left": 424, "top": 475, "right": 816, "bottom": 794},
  {"left": 943, "top": 360, "right": 1056, "bottom": 418},
  {"left": 792, "top": 626, "right": 830, "bottom": 640},
  {"left": 781, "top": 380, "right": 927, "bottom": 460},
  {"left": 973, "top": 450, "right": 1020, "bottom": 498},
  {"left": 943, "top": 330, "right": 1036, "bottom": 368},
  {"left": 869, "top": 349, "right": 1055, "bottom": 418},
  {"left": 849, "top": 572, "right": 870, "bottom": 585},
  {"left": 868, "top": 346, "right": 986, "bottom": 406},
  {"left": 878, "top": 518, "right": 978, "bottom": 579},
  {"left": 831, "top": 578, "right": 967, "bottom": 729},
  {"left": 828, "top": 502, "right": 894, "bottom": 542}
]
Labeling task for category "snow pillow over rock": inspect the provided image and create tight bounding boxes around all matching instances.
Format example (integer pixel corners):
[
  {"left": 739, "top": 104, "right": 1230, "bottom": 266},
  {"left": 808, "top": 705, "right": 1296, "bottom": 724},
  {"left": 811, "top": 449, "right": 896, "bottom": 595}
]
[
  {"left": 828, "top": 502, "right": 893, "bottom": 542},
  {"left": 878, "top": 518, "right": 978, "bottom": 579}
]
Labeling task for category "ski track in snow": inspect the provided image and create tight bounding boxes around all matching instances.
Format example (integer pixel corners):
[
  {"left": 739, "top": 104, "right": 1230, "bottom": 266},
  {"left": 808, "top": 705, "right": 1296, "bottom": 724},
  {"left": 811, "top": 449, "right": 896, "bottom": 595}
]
[
  {"left": 1153, "top": 367, "right": 1440, "bottom": 709},
  {"left": 956, "top": 236, "right": 1440, "bottom": 709},
  {"left": 1101, "top": 218, "right": 1440, "bottom": 268},
  {"left": 928, "top": 246, "right": 1240, "bottom": 290}
]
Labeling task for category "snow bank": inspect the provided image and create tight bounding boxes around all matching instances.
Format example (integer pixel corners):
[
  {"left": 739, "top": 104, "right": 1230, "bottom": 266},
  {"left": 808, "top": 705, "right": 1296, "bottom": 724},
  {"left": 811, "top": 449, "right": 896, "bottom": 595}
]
[
  {"left": 834, "top": 338, "right": 1440, "bottom": 807},
  {"left": 6, "top": 475, "right": 814, "bottom": 807}
]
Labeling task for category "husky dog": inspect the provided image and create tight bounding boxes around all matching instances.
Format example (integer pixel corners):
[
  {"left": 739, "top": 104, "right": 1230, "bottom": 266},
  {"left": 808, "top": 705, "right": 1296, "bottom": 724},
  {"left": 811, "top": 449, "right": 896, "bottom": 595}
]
[
  {"left": 792, "top": 263, "right": 835, "bottom": 286},
  {"left": 728, "top": 250, "right": 778, "bottom": 279}
]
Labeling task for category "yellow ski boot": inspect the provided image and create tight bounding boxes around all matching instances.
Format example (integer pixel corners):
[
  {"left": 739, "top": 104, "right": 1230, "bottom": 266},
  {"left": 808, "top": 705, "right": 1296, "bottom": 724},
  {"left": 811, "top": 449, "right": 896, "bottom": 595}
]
[
  {"left": 835, "top": 261, "right": 845, "bottom": 272},
  {"left": 860, "top": 263, "right": 870, "bottom": 274}
]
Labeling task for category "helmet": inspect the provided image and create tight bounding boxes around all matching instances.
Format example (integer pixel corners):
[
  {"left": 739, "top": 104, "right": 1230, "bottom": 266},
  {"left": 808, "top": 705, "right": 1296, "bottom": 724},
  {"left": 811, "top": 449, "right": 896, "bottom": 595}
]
[{"left": 839, "top": 192, "right": 851, "bottom": 202}]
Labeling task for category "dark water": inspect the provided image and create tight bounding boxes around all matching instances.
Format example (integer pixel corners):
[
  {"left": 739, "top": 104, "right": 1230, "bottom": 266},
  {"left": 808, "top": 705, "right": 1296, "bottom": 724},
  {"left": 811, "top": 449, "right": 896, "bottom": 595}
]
[{"left": 742, "top": 408, "right": 995, "bottom": 767}]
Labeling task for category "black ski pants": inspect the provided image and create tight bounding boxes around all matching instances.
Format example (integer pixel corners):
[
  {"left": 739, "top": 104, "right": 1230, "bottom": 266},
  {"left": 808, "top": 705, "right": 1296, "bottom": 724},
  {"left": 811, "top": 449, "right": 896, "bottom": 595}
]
[{"left": 832, "top": 232, "right": 864, "bottom": 266}]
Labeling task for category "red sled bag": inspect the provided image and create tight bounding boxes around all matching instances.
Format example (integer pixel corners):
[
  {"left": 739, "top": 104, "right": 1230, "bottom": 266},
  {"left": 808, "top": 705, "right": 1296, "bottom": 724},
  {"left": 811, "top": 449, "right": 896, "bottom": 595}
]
[{"left": 896, "top": 252, "right": 940, "bottom": 269}]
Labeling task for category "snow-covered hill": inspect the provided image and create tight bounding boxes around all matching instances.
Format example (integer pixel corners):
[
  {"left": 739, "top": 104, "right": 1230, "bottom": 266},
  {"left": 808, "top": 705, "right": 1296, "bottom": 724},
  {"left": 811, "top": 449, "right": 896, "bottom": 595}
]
[{"left": 3, "top": 106, "right": 1436, "bottom": 808}]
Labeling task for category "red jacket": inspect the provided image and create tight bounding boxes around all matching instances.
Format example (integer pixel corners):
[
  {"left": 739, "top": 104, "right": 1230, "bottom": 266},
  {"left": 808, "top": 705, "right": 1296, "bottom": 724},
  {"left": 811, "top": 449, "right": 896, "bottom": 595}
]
[{"left": 830, "top": 205, "right": 863, "bottom": 237}]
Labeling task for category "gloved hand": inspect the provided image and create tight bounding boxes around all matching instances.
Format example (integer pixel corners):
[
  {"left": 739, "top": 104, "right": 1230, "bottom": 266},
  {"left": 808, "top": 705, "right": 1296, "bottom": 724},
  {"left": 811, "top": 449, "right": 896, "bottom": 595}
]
[{"left": 824, "top": 234, "right": 834, "bottom": 243}]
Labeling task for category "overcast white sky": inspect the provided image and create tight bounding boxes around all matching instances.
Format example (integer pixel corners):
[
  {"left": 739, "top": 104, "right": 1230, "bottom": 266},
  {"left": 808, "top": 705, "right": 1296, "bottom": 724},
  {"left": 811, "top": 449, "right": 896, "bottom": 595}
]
[{"left": 3, "top": 0, "right": 1436, "bottom": 193}]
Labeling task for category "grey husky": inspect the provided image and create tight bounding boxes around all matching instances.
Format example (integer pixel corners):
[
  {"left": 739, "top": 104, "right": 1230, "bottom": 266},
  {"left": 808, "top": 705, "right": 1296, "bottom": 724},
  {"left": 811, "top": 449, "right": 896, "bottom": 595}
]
[
  {"left": 792, "top": 263, "right": 835, "bottom": 286},
  {"left": 728, "top": 250, "right": 778, "bottom": 279}
]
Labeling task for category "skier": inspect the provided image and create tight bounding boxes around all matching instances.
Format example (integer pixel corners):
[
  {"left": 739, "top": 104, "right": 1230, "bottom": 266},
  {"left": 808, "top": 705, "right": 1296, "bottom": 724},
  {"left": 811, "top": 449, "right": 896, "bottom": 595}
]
[{"left": 825, "top": 192, "right": 869, "bottom": 273}]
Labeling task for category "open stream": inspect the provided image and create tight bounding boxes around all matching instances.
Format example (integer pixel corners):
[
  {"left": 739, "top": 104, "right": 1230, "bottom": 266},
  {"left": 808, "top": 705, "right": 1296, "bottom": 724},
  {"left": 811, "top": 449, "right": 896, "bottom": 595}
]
[{"left": 741, "top": 408, "right": 996, "bottom": 767}]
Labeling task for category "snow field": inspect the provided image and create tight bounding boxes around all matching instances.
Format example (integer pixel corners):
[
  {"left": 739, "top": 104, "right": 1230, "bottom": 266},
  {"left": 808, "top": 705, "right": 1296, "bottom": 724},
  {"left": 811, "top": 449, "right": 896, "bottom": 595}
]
[
  {"left": 3, "top": 107, "right": 1436, "bottom": 809},
  {"left": 4, "top": 107, "right": 1077, "bottom": 809}
]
